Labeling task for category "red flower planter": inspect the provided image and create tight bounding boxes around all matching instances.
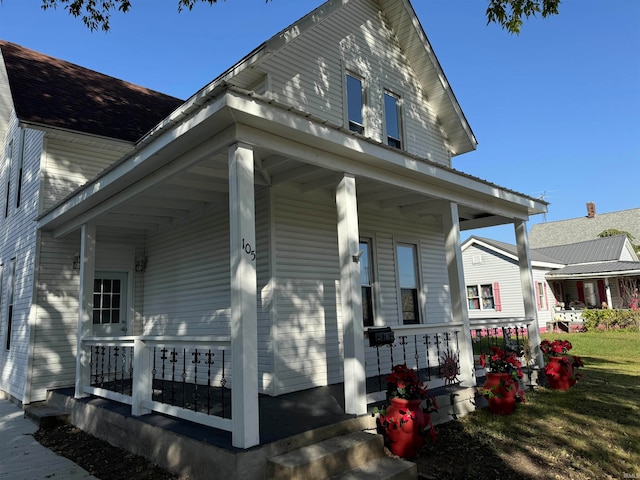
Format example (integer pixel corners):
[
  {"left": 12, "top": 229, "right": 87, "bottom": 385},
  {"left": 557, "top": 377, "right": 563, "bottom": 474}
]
[
  {"left": 381, "top": 397, "right": 427, "bottom": 458},
  {"left": 545, "top": 356, "right": 573, "bottom": 390},
  {"left": 483, "top": 372, "right": 517, "bottom": 415}
]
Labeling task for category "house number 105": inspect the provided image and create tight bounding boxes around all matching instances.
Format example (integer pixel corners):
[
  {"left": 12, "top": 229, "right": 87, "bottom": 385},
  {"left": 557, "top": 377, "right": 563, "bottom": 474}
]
[{"left": 242, "top": 238, "right": 256, "bottom": 261}]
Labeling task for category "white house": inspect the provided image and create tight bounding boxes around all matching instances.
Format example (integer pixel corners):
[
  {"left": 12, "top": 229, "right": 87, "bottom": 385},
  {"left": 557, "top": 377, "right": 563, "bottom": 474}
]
[
  {"left": 462, "top": 234, "right": 640, "bottom": 331},
  {"left": 1, "top": 0, "right": 547, "bottom": 457}
]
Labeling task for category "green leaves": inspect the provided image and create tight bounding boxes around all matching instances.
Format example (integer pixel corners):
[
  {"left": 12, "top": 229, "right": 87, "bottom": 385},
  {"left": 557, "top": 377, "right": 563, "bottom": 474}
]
[{"left": 485, "top": 0, "right": 561, "bottom": 34}]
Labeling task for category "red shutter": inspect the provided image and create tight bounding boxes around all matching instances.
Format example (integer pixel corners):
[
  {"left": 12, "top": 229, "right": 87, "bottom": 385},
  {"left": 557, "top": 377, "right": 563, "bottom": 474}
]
[
  {"left": 577, "top": 281, "right": 585, "bottom": 303},
  {"left": 493, "top": 282, "right": 502, "bottom": 312},
  {"left": 535, "top": 282, "right": 541, "bottom": 309},
  {"left": 597, "top": 280, "right": 606, "bottom": 306},
  {"left": 544, "top": 283, "right": 549, "bottom": 310}
]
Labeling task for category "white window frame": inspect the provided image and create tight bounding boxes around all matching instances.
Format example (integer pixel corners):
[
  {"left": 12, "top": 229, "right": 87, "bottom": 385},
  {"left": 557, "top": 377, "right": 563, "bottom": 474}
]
[
  {"left": 467, "top": 283, "right": 496, "bottom": 311},
  {"left": 383, "top": 89, "right": 403, "bottom": 149},
  {"left": 537, "top": 281, "right": 548, "bottom": 310},
  {"left": 359, "top": 236, "right": 376, "bottom": 327},
  {"left": 393, "top": 239, "right": 423, "bottom": 325},
  {"left": 344, "top": 70, "right": 366, "bottom": 135}
]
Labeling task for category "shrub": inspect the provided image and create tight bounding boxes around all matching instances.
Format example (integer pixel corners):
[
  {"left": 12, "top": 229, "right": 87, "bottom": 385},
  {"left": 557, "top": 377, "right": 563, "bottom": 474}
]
[{"left": 582, "top": 308, "right": 640, "bottom": 331}]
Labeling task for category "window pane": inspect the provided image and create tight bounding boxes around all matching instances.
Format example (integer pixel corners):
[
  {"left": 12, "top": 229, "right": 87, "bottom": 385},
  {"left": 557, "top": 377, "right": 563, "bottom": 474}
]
[
  {"left": 397, "top": 245, "right": 417, "bottom": 289},
  {"left": 113, "top": 280, "right": 121, "bottom": 294},
  {"left": 93, "top": 310, "right": 100, "bottom": 324},
  {"left": 401, "top": 288, "right": 419, "bottom": 324},
  {"left": 384, "top": 91, "right": 401, "bottom": 148},
  {"left": 346, "top": 74, "right": 364, "bottom": 133},
  {"left": 94, "top": 279, "right": 101, "bottom": 293},
  {"left": 362, "top": 286, "right": 373, "bottom": 327},
  {"left": 359, "top": 241, "right": 371, "bottom": 286}
]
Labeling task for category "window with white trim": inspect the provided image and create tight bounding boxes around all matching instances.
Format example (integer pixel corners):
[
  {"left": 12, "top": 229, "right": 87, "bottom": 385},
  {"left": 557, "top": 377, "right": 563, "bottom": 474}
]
[
  {"left": 4, "top": 140, "right": 12, "bottom": 218},
  {"left": 536, "top": 282, "right": 548, "bottom": 310},
  {"left": 93, "top": 276, "right": 123, "bottom": 325},
  {"left": 360, "top": 239, "right": 374, "bottom": 327},
  {"left": 396, "top": 243, "right": 420, "bottom": 324},
  {"left": 15, "top": 130, "right": 25, "bottom": 209},
  {"left": 346, "top": 72, "right": 365, "bottom": 134},
  {"left": 5, "top": 258, "right": 16, "bottom": 350},
  {"left": 467, "top": 284, "right": 496, "bottom": 310},
  {"left": 384, "top": 90, "right": 402, "bottom": 149}
]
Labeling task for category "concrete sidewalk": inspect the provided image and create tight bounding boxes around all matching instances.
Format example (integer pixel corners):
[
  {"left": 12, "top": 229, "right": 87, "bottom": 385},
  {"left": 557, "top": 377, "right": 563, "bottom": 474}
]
[{"left": 0, "top": 399, "right": 97, "bottom": 480}]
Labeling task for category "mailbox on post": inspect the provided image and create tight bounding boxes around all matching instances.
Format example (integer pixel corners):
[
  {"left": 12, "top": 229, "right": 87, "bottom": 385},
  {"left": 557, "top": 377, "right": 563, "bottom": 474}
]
[{"left": 367, "top": 327, "right": 395, "bottom": 347}]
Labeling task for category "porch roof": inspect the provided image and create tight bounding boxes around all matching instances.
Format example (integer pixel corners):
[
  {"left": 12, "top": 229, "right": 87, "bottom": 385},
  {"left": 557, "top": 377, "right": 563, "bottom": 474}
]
[
  {"left": 36, "top": 85, "right": 547, "bottom": 239},
  {"left": 545, "top": 261, "right": 640, "bottom": 279}
]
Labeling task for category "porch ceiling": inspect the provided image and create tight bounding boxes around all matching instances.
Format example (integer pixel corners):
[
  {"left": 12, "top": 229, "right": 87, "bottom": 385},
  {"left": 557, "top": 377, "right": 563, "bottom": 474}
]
[{"left": 37, "top": 87, "right": 546, "bottom": 239}]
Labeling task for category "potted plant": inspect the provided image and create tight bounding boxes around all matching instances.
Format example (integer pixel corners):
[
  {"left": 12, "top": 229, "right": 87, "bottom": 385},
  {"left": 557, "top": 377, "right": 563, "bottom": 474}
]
[
  {"left": 540, "top": 339, "right": 584, "bottom": 390},
  {"left": 478, "top": 346, "right": 525, "bottom": 415},
  {"left": 374, "top": 364, "right": 437, "bottom": 458}
]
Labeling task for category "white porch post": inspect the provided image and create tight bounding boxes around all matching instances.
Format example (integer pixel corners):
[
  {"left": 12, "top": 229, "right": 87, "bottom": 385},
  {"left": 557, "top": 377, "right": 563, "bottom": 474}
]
[
  {"left": 75, "top": 222, "right": 96, "bottom": 399},
  {"left": 228, "top": 142, "right": 260, "bottom": 449},
  {"left": 336, "top": 174, "right": 366, "bottom": 415},
  {"left": 605, "top": 277, "right": 613, "bottom": 309},
  {"left": 514, "top": 220, "right": 544, "bottom": 367},
  {"left": 442, "top": 202, "right": 476, "bottom": 387}
]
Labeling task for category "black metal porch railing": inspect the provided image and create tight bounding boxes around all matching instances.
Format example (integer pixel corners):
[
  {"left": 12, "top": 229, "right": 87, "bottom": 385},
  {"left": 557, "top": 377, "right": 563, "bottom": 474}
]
[
  {"left": 89, "top": 344, "right": 134, "bottom": 396},
  {"left": 470, "top": 324, "right": 531, "bottom": 369},
  {"left": 365, "top": 327, "right": 463, "bottom": 397}
]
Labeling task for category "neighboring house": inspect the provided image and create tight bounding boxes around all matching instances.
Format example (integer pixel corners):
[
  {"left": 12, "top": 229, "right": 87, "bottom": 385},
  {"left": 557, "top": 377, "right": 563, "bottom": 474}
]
[
  {"left": 0, "top": 0, "right": 548, "bottom": 452},
  {"left": 462, "top": 234, "right": 640, "bottom": 329},
  {"left": 530, "top": 203, "right": 640, "bottom": 250}
]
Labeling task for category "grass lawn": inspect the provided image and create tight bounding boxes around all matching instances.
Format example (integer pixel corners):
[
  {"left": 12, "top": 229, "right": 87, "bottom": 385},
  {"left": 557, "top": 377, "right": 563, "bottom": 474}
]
[{"left": 417, "top": 331, "right": 640, "bottom": 480}]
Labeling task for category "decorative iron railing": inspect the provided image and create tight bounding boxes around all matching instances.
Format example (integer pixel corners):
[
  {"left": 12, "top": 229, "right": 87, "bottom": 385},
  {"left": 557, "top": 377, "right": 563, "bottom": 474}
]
[
  {"left": 364, "top": 323, "right": 465, "bottom": 403},
  {"left": 468, "top": 318, "right": 535, "bottom": 370},
  {"left": 80, "top": 336, "right": 232, "bottom": 431}
]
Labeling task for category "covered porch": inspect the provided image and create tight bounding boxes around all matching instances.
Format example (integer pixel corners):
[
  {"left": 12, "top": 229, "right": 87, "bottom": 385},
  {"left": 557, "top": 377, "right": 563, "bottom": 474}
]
[{"left": 36, "top": 85, "right": 547, "bottom": 449}]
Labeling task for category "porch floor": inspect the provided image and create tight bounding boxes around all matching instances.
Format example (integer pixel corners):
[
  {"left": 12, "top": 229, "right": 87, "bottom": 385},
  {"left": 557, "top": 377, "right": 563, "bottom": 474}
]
[{"left": 51, "top": 384, "right": 356, "bottom": 451}]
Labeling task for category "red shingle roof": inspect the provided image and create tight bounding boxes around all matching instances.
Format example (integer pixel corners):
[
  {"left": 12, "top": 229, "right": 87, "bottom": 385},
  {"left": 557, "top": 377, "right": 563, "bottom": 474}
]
[{"left": 0, "top": 40, "right": 184, "bottom": 142}]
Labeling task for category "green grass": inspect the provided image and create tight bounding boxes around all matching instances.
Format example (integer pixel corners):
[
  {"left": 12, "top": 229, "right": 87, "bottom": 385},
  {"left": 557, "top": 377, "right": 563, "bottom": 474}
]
[{"left": 419, "top": 331, "right": 640, "bottom": 479}]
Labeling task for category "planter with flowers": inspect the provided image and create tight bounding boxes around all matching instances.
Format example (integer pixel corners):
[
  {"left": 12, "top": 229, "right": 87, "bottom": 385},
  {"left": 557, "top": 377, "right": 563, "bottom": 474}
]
[
  {"left": 540, "top": 339, "right": 584, "bottom": 390},
  {"left": 478, "top": 346, "right": 525, "bottom": 415},
  {"left": 374, "top": 364, "right": 438, "bottom": 458}
]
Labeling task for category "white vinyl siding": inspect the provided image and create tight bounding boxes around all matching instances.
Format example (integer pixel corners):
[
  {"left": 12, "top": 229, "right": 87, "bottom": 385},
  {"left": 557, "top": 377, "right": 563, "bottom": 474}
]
[
  {"left": 271, "top": 186, "right": 452, "bottom": 393},
  {"left": 260, "top": 0, "right": 450, "bottom": 165},
  {"left": 0, "top": 121, "right": 42, "bottom": 401},
  {"left": 41, "top": 137, "right": 129, "bottom": 210}
]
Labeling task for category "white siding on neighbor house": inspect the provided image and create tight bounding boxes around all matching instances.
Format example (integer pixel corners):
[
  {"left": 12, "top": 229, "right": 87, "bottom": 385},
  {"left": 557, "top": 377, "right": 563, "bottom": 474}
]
[
  {"left": 0, "top": 123, "right": 43, "bottom": 402},
  {"left": 271, "top": 186, "right": 453, "bottom": 394},
  {"left": 41, "top": 136, "right": 130, "bottom": 211},
  {"left": 259, "top": 0, "right": 450, "bottom": 165},
  {"left": 462, "top": 243, "right": 556, "bottom": 326}
]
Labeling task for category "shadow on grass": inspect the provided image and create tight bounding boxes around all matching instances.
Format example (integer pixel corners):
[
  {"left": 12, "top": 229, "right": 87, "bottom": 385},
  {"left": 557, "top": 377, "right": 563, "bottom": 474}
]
[{"left": 415, "top": 362, "right": 640, "bottom": 480}]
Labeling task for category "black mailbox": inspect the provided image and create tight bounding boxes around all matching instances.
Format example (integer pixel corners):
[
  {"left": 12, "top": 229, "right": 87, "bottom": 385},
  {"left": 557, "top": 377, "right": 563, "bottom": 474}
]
[{"left": 368, "top": 327, "right": 395, "bottom": 347}]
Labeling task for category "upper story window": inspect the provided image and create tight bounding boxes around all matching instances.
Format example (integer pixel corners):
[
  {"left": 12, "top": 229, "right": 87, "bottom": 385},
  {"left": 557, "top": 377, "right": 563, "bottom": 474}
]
[
  {"left": 346, "top": 73, "right": 365, "bottom": 134},
  {"left": 384, "top": 90, "right": 402, "bottom": 149},
  {"left": 396, "top": 243, "right": 420, "bottom": 324},
  {"left": 16, "top": 130, "right": 25, "bottom": 209},
  {"left": 5, "top": 258, "right": 16, "bottom": 350},
  {"left": 4, "top": 140, "right": 12, "bottom": 218},
  {"left": 360, "top": 239, "right": 374, "bottom": 327}
]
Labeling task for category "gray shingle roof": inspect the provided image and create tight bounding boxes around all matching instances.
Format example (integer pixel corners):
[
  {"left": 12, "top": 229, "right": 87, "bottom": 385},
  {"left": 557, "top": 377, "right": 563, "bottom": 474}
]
[
  {"left": 0, "top": 40, "right": 184, "bottom": 142},
  {"left": 529, "top": 207, "right": 640, "bottom": 248}
]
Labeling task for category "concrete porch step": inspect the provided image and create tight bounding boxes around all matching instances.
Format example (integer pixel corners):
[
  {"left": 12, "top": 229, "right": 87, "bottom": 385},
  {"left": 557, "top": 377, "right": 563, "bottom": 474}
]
[
  {"left": 24, "top": 403, "right": 69, "bottom": 428},
  {"left": 266, "top": 431, "right": 416, "bottom": 480},
  {"left": 328, "top": 457, "right": 417, "bottom": 480}
]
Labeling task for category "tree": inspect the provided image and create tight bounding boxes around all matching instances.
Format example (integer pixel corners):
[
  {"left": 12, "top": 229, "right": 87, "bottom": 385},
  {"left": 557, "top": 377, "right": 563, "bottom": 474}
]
[
  {"left": 39, "top": 0, "right": 561, "bottom": 33},
  {"left": 597, "top": 229, "right": 640, "bottom": 254}
]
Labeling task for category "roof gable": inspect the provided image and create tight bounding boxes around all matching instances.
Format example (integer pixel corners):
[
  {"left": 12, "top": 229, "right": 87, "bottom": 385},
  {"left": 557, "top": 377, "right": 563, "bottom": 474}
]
[
  {"left": 0, "top": 40, "right": 184, "bottom": 142},
  {"left": 258, "top": 0, "right": 477, "bottom": 156}
]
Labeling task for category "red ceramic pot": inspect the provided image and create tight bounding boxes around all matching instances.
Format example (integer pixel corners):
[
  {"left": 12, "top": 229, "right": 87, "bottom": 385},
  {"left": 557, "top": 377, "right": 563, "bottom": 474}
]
[
  {"left": 483, "top": 372, "right": 517, "bottom": 415},
  {"left": 545, "top": 356, "right": 573, "bottom": 390},
  {"left": 382, "top": 397, "right": 426, "bottom": 458}
]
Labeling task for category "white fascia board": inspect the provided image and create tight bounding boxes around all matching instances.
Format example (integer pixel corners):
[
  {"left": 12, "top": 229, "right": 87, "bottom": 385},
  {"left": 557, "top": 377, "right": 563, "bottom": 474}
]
[{"left": 224, "top": 91, "right": 546, "bottom": 219}]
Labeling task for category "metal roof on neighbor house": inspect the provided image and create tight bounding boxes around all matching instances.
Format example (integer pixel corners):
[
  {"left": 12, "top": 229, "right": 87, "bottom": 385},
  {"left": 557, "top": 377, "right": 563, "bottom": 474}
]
[
  {"left": 546, "top": 261, "right": 640, "bottom": 278},
  {"left": 534, "top": 235, "right": 628, "bottom": 264},
  {"left": 0, "top": 40, "right": 184, "bottom": 142}
]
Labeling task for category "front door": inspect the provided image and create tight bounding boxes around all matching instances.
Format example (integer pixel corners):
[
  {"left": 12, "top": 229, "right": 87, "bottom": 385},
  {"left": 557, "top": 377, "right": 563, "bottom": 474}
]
[{"left": 92, "top": 271, "right": 128, "bottom": 336}]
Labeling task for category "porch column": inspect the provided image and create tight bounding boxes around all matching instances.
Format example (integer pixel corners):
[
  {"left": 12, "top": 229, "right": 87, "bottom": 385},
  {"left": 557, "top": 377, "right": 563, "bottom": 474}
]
[
  {"left": 442, "top": 202, "right": 476, "bottom": 387},
  {"left": 605, "top": 278, "right": 613, "bottom": 309},
  {"left": 514, "top": 220, "right": 544, "bottom": 367},
  {"left": 75, "top": 222, "right": 96, "bottom": 399},
  {"left": 336, "top": 174, "right": 366, "bottom": 415},
  {"left": 229, "top": 142, "right": 259, "bottom": 448}
]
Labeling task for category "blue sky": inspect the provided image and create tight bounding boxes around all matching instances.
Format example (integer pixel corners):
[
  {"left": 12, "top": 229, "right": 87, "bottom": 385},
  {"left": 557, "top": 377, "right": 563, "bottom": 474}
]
[{"left": 1, "top": 0, "right": 639, "bottom": 244}]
